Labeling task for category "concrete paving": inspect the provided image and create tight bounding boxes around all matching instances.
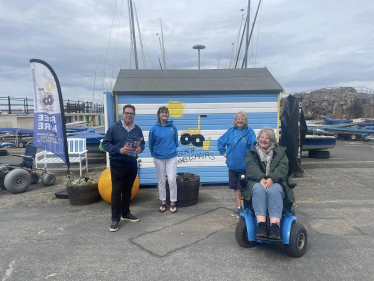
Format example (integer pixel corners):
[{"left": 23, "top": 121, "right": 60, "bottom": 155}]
[{"left": 0, "top": 139, "right": 374, "bottom": 280}]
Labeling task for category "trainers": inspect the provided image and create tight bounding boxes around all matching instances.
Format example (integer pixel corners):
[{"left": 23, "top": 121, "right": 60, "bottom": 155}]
[
  {"left": 110, "top": 221, "right": 120, "bottom": 232},
  {"left": 231, "top": 208, "right": 241, "bottom": 218},
  {"left": 122, "top": 213, "right": 140, "bottom": 222},
  {"left": 269, "top": 223, "right": 283, "bottom": 242},
  {"left": 255, "top": 222, "right": 268, "bottom": 240}
]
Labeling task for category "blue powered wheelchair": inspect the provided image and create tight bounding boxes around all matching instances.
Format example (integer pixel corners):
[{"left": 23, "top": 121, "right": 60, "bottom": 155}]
[{"left": 235, "top": 175, "right": 307, "bottom": 257}]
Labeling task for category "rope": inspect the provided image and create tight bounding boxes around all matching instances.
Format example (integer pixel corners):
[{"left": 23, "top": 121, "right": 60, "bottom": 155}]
[
  {"left": 110, "top": 0, "right": 124, "bottom": 91},
  {"left": 254, "top": 0, "right": 264, "bottom": 67},
  {"left": 100, "top": 0, "right": 118, "bottom": 95}
]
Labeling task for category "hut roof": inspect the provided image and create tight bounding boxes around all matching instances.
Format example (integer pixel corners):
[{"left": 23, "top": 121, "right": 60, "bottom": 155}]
[{"left": 113, "top": 68, "right": 283, "bottom": 95}]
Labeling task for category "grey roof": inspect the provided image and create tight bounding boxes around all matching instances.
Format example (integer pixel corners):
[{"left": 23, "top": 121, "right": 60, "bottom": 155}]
[{"left": 113, "top": 68, "right": 283, "bottom": 95}]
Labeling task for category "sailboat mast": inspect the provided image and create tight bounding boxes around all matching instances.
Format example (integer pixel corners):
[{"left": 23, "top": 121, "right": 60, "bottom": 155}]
[
  {"left": 129, "top": 0, "right": 138, "bottom": 69},
  {"left": 160, "top": 19, "right": 166, "bottom": 69},
  {"left": 244, "top": 0, "right": 251, "bottom": 68},
  {"left": 242, "top": 0, "right": 262, "bottom": 68},
  {"left": 133, "top": 2, "right": 146, "bottom": 69}
]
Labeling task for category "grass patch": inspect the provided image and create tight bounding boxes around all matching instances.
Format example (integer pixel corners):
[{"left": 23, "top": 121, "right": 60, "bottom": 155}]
[{"left": 50, "top": 197, "right": 57, "bottom": 201}]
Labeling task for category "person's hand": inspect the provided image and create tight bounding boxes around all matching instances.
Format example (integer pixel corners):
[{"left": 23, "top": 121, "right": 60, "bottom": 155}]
[
  {"left": 224, "top": 153, "right": 226, "bottom": 158},
  {"left": 135, "top": 147, "right": 142, "bottom": 154},
  {"left": 265, "top": 178, "right": 273, "bottom": 189},
  {"left": 260, "top": 178, "right": 267, "bottom": 189},
  {"left": 120, "top": 147, "right": 130, "bottom": 155}
]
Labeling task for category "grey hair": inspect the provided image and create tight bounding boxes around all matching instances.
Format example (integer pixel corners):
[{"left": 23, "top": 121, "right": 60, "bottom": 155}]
[
  {"left": 233, "top": 111, "right": 248, "bottom": 128},
  {"left": 256, "top": 126, "right": 278, "bottom": 146}
]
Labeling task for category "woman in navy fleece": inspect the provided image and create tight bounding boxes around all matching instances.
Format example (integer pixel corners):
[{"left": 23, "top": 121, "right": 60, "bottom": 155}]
[
  {"left": 218, "top": 111, "right": 256, "bottom": 218},
  {"left": 149, "top": 106, "right": 179, "bottom": 213}
]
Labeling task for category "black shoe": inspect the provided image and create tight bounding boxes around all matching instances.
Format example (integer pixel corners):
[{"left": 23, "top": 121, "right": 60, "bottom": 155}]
[
  {"left": 269, "top": 223, "right": 283, "bottom": 242},
  {"left": 122, "top": 213, "right": 139, "bottom": 222},
  {"left": 255, "top": 222, "right": 268, "bottom": 240},
  {"left": 110, "top": 221, "right": 120, "bottom": 232}
]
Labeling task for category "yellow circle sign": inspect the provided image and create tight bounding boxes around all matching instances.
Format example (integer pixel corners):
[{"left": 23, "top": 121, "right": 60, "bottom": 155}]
[{"left": 167, "top": 101, "right": 185, "bottom": 118}]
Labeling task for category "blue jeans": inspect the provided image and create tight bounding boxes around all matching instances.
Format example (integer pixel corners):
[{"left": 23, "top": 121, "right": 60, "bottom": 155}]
[{"left": 251, "top": 182, "right": 285, "bottom": 218}]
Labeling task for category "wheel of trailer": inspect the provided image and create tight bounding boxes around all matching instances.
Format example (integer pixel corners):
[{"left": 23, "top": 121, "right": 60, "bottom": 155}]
[
  {"left": 284, "top": 222, "right": 307, "bottom": 257},
  {"left": 18, "top": 142, "right": 24, "bottom": 148},
  {"left": 41, "top": 173, "right": 56, "bottom": 186},
  {"left": 192, "top": 134, "right": 205, "bottom": 147},
  {"left": 4, "top": 169, "right": 32, "bottom": 194},
  {"left": 30, "top": 171, "right": 40, "bottom": 184},
  {"left": 350, "top": 134, "right": 357, "bottom": 141},
  {"left": 235, "top": 217, "right": 256, "bottom": 248},
  {"left": 334, "top": 134, "right": 339, "bottom": 139},
  {"left": 363, "top": 136, "right": 370, "bottom": 142},
  {"left": 180, "top": 134, "right": 191, "bottom": 145}
]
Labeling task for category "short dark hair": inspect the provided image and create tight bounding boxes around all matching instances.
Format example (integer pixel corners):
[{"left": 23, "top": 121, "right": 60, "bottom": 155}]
[{"left": 123, "top": 104, "right": 135, "bottom": 114}]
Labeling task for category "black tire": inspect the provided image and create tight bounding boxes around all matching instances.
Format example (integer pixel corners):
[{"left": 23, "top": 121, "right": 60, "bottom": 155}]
[
  {"left": 30, "top": 171, "right": 40, "bottom": 184},
  {"left": 41, "top": 173, "right": 56, "bottom": 186},
  {"left": 18, "top": 142, "right": 24, "bottom": 148},
  {"left": 47, "top": 95, "right": 54, "bottom": 105},
  {"left": 350, "top": 134, "right": 357, "bottom": 141},
  {"left": 180, "top": 134, "right": 191, "bottom": 145},
  {"left": 4, "top": 169, "right": 32, "bottom": 194},
  {"left": 192, "top": 134, "right": 205, "bottom": 147},
  {"left": 308, "top": 150, "right": 330, "bottom": 159},
  {"left": 334, "top": 134, "right": 339, "bottom": 139},
  {"left": 284, "top": 222, "right": 307, "bottom": 258},
  {"left": 235, "top": 217, "right": 256, "bottom": 248},
  {"left": 363, "top": 136, "right": 370, "bottom": 142}
]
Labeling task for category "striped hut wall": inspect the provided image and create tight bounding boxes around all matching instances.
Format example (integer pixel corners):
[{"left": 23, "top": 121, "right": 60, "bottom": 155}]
[{"left": 118, "top": 93, "right": 278, "bottom": 185}]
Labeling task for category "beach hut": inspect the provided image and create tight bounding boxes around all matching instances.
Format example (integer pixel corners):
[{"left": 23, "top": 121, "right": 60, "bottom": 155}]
[{"left": 105, "top": 68, "right": 283, "bottom": 185}]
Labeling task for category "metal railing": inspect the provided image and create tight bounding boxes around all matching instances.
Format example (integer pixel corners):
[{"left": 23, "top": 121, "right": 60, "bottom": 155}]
[{"left": 0, "top": 96, "right": 104, "bottom": 114}]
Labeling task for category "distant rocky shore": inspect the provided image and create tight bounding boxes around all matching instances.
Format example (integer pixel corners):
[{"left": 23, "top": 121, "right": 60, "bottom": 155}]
[{"left": 280, "top": 87, "right": 374, "bottom": 120}]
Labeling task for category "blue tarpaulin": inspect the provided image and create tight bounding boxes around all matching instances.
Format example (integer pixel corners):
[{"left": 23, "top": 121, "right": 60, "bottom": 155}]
[{"left": 0, "top": 128, "right": 33, "bottom": 134}]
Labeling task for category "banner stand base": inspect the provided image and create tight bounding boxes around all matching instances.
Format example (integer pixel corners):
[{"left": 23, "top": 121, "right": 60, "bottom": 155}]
[{"left": 55, "top": 189, "right": 69, "bottom": 199}]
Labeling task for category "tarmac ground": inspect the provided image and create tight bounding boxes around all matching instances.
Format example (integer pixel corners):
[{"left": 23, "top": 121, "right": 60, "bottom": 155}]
[{"left": 1, "top": 139, "right": 374, "bottom": 280}]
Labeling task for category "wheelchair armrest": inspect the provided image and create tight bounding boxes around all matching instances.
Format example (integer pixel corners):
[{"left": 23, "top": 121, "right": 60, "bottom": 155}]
[{"left": 287, "top": 179, "right": 297, "bottom": 188}]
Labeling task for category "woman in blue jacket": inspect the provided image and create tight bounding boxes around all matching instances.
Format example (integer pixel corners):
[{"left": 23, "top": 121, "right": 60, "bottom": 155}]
[
  {"left": 218, "top": 111, "right": 256, "bottom": 218},
  {"left": 149, "top": 106, "right": 179, "bottom": 213}
]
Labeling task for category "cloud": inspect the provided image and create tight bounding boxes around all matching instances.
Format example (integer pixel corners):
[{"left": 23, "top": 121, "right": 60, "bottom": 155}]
[{"left": 0, "top": 0, "right": 373, "bottom": 103}]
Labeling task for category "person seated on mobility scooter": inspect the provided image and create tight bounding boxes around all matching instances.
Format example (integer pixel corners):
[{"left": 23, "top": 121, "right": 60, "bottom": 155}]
[{"left": 236, "top": 127, "right": 307, "bottom": 257}]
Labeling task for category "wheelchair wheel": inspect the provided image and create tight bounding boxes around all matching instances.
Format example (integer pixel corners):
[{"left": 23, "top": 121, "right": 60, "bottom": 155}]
[
  {"left": 284, "top": 222, "right": 307, "bottom": 257},
  {"left": 4, "top": 169, "right": 32, "bottom": 194},
  {"left": 235, "top": 217, "right": 256, "bottom": 248},
  {"left": 30, "top": 171, "right": 40, "bottom": 184},
  {"left": 41, "top": 173, "right": 56, "bottom": 186}
]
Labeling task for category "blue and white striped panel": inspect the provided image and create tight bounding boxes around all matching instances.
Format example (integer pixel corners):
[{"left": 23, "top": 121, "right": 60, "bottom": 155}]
[{"left": 118, "top": 93, "right": 279, "bottom": 185}]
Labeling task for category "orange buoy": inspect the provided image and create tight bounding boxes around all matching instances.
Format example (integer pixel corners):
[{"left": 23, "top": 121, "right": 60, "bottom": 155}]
[{"left": 98, "top": 167, "right": 139, "bottom": 204}]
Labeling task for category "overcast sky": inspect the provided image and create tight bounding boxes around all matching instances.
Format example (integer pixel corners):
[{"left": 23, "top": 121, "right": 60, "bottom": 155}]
[{"left": 1, "top": 0, "right": 373, "bottom": 104}]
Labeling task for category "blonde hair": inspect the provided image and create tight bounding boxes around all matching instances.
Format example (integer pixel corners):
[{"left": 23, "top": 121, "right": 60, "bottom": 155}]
[
  {"left": 233, "top": 111, "right": 248, "bottom": 128},
  {"left": 257, "top": 126, "right": 278, "bottom": 146}
]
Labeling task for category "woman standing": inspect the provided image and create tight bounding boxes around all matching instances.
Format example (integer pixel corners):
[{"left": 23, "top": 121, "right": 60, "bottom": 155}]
[
  {"left": 243, "top": 127, "right": 295, "bottom": 241},
  {"left": 149, "top": 106, "right": 179, "bottom": 213},
  {"left": 218, "top": 111, "right": 256, "bottom": 218}
]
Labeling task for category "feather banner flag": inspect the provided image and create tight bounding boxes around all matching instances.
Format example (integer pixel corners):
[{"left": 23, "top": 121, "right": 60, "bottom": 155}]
[{"left": 30, "top": 59, "right": 70, "bottom": 170}]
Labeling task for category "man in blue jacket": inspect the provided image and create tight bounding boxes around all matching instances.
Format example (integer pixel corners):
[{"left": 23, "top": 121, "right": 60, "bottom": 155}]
[{"left": 102, "top": 104, "right": 145, "bottom": 232}]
